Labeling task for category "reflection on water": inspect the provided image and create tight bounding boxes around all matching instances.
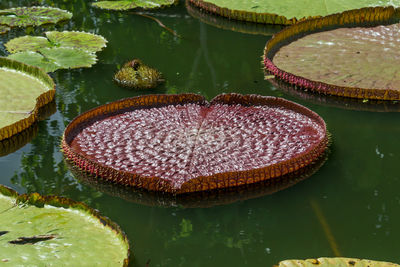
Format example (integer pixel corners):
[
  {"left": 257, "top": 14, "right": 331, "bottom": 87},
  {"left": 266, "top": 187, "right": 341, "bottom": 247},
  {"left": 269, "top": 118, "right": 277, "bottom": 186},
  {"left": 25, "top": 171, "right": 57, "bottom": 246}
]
[
  {"left": 67, "top": 152, "right": 327, "bottom": 208},
  {"left": 0, "top": 0, "right": 400, "bottom": 266}
]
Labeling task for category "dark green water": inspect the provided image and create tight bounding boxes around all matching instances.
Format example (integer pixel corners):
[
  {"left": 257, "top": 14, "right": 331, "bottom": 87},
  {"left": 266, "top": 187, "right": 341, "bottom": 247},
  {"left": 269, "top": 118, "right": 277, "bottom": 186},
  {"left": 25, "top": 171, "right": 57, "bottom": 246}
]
[{"left": 1, "top": 1, "right": 400, "bottom": 266}]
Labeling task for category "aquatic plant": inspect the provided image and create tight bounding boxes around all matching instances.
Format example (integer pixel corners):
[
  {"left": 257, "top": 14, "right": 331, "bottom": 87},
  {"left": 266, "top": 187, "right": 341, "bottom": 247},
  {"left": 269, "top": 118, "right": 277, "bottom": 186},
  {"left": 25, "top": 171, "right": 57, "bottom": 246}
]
[
  {"left": 62, "top": 93, "right": 328, "bottom": 194},
  {"left": 113, "top": 59, "right": 164, "bottom": 89},
  {"left": 264, "top": 6, "right": 400, "bottom": 100},
  {"left": 0, "top": 184, "right": 129, "bottom": 266},
  {"left": 0, "top": 58, "right": 55, "bottom": 141},
  {"left": 92, "top": 0, "right": 178, "bottom": 11},
  {"left": 277, "top": 257, "right": 399, "bottom": 266},
  {"left": 6, "top": 31, "right": 107, "bottom": 72},
  {"left": 0, "top": 6, "right": 72, "bottom": 27},
  {"left": 187, "top": 0, "right": 399, "bottom": 25},
  {"left": 0, "top": 25, "right": 10, "bottom": 34}
]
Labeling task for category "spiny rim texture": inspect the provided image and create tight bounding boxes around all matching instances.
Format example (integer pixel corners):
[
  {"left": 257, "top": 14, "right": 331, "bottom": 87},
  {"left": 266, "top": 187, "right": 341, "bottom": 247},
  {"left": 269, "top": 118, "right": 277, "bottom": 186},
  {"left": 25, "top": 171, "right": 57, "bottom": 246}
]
[
  {"left": 0, "top": 58, "right": 55, "bottom": 141},
  {"left": 68, "top": 150, "right": 327, "bottom": 208},
  {"left": 277, "top": 257, "right": 399, "bottom": 267},
  {"left": 0, "top": 184, "right": 129, "bottom": 266},
  {"left": 264, "top": 6, "right": 400, "bottom": 101},
  {"left": 62, "top": 93, "right": 328, "bottom": 194}
]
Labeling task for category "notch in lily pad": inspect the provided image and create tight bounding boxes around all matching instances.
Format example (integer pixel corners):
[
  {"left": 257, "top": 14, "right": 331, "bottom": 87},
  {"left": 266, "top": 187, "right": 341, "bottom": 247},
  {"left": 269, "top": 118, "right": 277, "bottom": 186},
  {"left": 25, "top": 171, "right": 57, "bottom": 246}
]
[
  {"left": 0, "top": 6, "right": 72, "bottom": 28},
  {"left": 5, "top": 31, "right": 107, "bottom": 72},
  {"left": 0, "top": 184, "right": 129, "bottom": 266},
  {"left": 92, "top": 0, "right": 178, "bottom": 11}
]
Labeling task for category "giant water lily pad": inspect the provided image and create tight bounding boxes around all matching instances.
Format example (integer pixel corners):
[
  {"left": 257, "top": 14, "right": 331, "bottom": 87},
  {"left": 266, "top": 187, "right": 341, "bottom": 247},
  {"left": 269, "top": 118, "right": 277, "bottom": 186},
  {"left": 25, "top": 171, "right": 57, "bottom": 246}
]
[
  {"left": 277, "top": 257, "right": 399, "bottom": 267},
  {"left": 264, "top": 7, "right": 400, "bottom": 100},
  {"left": 0, "top": 6, "right": 72, "bottom": 28},
  {"left": 92, "top": 0, "right": 177, "bottom": 11},
  {"left": 6, "top": 31, "right": 106, "bottom": 72},
  {"left": 188, "top": 0, "right": 400, "bottom": 25},
  {"left": 0, "top": 58, "right": 55, "bottom": 141},
  {"left": 62, "top": 93, "right": 328, "bottom": 194},
  {"left": 0, "top": 185, "right": 129, "bottom": 265}
]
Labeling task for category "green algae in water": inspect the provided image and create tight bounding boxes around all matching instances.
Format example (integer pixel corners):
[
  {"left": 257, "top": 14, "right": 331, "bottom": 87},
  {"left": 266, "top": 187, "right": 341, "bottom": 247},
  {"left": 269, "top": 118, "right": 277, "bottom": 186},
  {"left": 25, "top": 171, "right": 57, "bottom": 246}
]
[{"left": 0, "top": 186, "right": 129, "bottom": 266}]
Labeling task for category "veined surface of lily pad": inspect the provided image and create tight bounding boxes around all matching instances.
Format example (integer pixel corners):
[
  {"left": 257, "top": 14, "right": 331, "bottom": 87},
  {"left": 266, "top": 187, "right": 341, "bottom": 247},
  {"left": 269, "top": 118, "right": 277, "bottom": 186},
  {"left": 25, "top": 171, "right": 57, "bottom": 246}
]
[
  {"left": 114, "top": 59, "right": 164, "bottom": 89},
  {"left": 264, "top": 7, "right": 400, "bottom": 100},
  {"left": 0, "top": 6, "right": 72, "bottom": 28},
  {"left": 62, "top": 93, "right": 328, "bottom": 194},
  {"left": 6, "top": 31, "right": 107, "bottom": 54},
  {"left": 188, "top": 0, "right": 400, "bottom": 25},
  {"left": 0, "top": 58, "right": 55, "bottom": 141},
  {"left": 92, "top": 0, "right": 178, "bottom": 11},
  {"left": 277, "top": 257, "right": 399, "bottom": 267},
  {"left": 8, "top": 48, "right": 98, "bottom": 72},
  {"left": 0, "top": 185, "right": 129, "bottom": 266}
]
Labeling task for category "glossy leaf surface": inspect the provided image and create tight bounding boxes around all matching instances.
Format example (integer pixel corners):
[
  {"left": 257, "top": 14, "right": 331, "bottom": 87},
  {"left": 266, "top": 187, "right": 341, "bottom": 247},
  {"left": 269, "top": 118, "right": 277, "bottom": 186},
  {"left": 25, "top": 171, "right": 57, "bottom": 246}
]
[{"left": 92, "top": 0, "right": 177, "bottom": 11}]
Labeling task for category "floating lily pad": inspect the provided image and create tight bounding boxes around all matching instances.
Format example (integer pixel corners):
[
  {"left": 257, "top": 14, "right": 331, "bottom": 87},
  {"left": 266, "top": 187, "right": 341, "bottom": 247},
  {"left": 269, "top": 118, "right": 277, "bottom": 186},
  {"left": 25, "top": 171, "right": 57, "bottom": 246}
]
[
  {"left": 188, "top": 0, "right": 400, "bottom": 25},
  {"left": 0, "top": 6, "right": 72, "bottom": 28},
  {"left": 6, "top": 31, "right": 107, "bottom": 54},
  {"left": 277, "top": 257, "right": 399, "bottom": 267},
  {"left": 92, "top": 0, "right": 178, "bottom": 11},
  {"left": 0, "top": 25, "right": 10, "bottom": 34},
  {"left": 0, "top": 57, "right": 55, "bottom": 141},
  {"left": 186, "top": 0, "right": 283, "bottom": 35},
  {"left": 114, "top": 59, "right": 164, "bottom": 89},
  {"left": 62, "top": 93, "right": 328, "bottom": 194},
  {"left": 0, "top": 184, "right": 129, "bottom": 265},
  {"left": 264, "top": 7, "right": 400, "bottom": 100},
  {"left": 68, "top": 150, "right": 327, "bottom": 207}
]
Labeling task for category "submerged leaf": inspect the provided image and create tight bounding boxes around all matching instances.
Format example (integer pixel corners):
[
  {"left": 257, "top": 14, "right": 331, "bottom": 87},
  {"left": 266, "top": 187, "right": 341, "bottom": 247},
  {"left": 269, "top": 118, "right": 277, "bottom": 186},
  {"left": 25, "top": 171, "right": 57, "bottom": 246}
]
[
  {"left": 92, "top": 0, "right": 177, "bottom": 11},
  {"left": 264, "top": 7, "right": 400, "bottom": 100},
  {"left": 0, "top": 6, "right": 72, "bottom": 27},
  {"left": 0, "top": 58, "right": 55, "bottom": 141},
  {"left": 278, "top": 257, "right": 399, "bottom": 267},
  {"left": 0, "top": 185, "right": 129, "bottom": 266},
  {"left": 62, "top": 93, "right": 328, "bottom": 194},
  {"left": 0, "top": 25, "right": 10, "bottom": 34},
  {"left": 188, "top": 0, "right": 400, "bottom": 25}
]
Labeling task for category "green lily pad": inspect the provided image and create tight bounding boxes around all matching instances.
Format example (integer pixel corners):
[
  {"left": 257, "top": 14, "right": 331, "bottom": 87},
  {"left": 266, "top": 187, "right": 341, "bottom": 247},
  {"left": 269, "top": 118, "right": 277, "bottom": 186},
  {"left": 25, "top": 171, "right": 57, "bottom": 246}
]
[
  {"left": 6, "top": 31, "right": 107, "bottom": 54},
  {"left": 0, "top": 57, "right": 55, "bottom": 141},
  {"left": 0, "top": 184, "right": 129, "bottom": 266},
  {"left": 278, "top": 257, "right": 399, "bottom": 267},
  {"left": 0, "top": 6, "right": 72, "bottom": 28},
  {"left": 92, "top": 0, "right": 177, "bottom": 11},
  {"left": 5, "top": 36, "right": 51, "bottom": 54},
  {"left": 8, "top": 48, "right": 98, "bottom": 72},
  {"left": 188, "top": 0, "right": 400, "bottom": 25},
  {"left": 46, "top": 31, "right": 108, "bottom": 53},
  {"left": 0, "top": 25, "right": 10, "bottom": 34}
]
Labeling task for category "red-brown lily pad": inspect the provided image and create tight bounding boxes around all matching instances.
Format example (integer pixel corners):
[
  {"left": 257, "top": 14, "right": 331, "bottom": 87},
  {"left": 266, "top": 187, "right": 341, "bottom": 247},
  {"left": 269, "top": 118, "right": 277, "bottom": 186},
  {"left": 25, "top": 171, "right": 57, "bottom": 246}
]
[
  {"left": 264, "top": 6, "right": 400, "bottom": 101},
  {"left": 62, "top": 93, "right": 328, "bottom": 194}
]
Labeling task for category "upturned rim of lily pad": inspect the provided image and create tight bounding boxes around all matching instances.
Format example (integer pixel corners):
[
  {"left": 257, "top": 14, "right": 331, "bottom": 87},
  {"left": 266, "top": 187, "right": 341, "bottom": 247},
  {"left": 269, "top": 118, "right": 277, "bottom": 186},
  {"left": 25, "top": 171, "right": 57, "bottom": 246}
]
[
  {"left": 0, "top": 57, "right": 55, "bottom": 141},
  {"left": 67, "top": 150, "right": 328, "bottom": 208},
  {"left": 62, "top": 93, "right": 328, "bottom": 195},
  {"left": 185, "top": 0, "right": 283, "bottom": 36},
  {"left": 277, "top": 257, "right": 399, "bottom": 266},
  {"left": 187, "top": 0, "right": 300, "bottom": 25},
  {"left": 264, "top": 6, "right": 400, "bottom": 101},
  {"left": 0, "top": 184, "right": 130, "bottom": 266}
]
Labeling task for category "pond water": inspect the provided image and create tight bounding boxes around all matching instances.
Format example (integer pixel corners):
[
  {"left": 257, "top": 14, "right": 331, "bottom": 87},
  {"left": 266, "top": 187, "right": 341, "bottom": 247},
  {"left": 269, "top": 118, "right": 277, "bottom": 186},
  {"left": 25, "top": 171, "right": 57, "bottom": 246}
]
[{"left": 1, "top": 1, "right": 400, "bottom": 266}]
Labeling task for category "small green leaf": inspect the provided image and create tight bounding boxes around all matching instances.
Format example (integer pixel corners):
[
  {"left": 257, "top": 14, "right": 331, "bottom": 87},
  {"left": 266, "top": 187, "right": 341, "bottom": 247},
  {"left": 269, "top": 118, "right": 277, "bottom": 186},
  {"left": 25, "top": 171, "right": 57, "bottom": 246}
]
[
  {"left": 5, "top": 36, "right": 51, "bottom": 53},
  {"left": 92, "top": 0, "right": 177, "bottom": 11},
  {"left": 46, "top": 31, "right": 107, "bottom": 53}
]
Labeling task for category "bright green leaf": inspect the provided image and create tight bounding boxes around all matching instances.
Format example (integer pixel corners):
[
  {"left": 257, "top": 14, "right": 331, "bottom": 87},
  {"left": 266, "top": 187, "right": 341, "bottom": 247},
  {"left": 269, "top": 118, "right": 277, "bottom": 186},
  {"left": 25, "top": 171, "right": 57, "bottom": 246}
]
[
  {"left": 45, "top": 31, "right": 108, "bottom": 52},
  {"left": 92, "top": 0, "right": 177, "bottom": 11},
  {"left": 0, "top": 185, "right": 129, "bottom": 266},
  {"left": 0, "top": 6, "right": 72, "bottom": 27},
  {"left": 5, "top": 36, "right": 51, "bottom": 53}
]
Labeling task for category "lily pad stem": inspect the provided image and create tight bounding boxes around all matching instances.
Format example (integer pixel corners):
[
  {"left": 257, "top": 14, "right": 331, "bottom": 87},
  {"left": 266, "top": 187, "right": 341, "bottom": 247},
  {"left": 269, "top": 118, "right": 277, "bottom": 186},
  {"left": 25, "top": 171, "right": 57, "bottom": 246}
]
[{"left": 131, "top": 12, "right": 181, "bottom": 38}]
